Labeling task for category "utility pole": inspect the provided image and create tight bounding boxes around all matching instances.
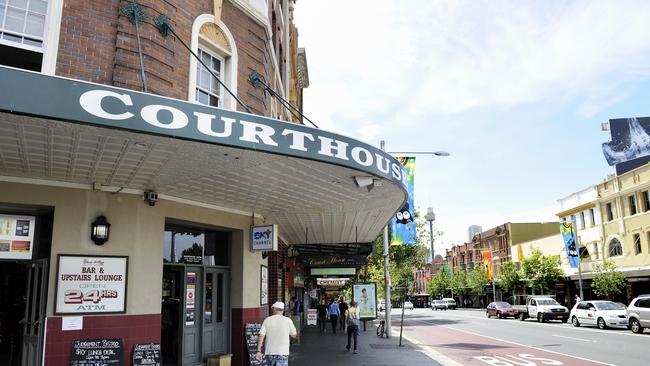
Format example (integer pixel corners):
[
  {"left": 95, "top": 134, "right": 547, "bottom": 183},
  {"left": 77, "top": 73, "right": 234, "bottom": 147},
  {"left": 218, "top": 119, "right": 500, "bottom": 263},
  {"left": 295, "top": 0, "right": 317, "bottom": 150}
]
[{"left": 381, "top": 140, "right": 391, "bottom": 338}]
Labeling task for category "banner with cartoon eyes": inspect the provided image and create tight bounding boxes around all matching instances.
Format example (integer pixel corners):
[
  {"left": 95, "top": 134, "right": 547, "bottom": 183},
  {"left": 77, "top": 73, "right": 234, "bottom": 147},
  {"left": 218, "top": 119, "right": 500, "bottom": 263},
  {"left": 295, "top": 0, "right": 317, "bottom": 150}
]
[
  {"left": 390, "top": 157, "right": 417, "bottom": 245},
  {"left": 559, "top": 221, "right": 581, "bottom": 269}
]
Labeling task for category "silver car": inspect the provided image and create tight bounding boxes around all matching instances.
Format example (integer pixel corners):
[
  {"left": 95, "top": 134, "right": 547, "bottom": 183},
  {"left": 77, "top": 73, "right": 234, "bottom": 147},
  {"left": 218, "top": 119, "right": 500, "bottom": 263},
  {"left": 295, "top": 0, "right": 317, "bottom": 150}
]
[
  {"left": 627, "top": 295, "right": 650, "bottom": 333},
  {"left": 570, "top": 300, "right": 627, "bottom": 329}
]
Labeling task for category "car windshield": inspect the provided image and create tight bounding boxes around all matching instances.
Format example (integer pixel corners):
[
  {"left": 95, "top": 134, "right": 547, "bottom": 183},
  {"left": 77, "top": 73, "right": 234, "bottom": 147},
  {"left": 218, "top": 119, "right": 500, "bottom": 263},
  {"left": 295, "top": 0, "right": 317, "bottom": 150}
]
[
  {"left": 536, "top": 299, "right": 559, "bottom": 305},
  {"left": 495, "top": 302, "right": 511, "bottom": 307},
  {"left": 595, "top": 301, "right": 625, "bottom": 310}
]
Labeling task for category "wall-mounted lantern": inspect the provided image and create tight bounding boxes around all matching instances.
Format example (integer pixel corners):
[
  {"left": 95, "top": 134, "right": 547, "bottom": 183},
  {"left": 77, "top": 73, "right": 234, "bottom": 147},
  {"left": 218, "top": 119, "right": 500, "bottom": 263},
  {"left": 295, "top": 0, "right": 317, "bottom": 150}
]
[{"left": 91, "top": 215, "right": 111, "bottom": 245}]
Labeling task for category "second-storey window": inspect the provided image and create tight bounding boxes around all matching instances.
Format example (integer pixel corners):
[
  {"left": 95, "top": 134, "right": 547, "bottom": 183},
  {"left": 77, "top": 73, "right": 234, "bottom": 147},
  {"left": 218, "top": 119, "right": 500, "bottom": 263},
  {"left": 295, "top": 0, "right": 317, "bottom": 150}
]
[
  {"left": 606, "top": 203, "right": 614, "bottom": 221},
  {"left": 0, "top": 0, "right": 49, "bottom": 71},
  {"left": 589, "top": 208, "right": 595, "bottom": 226},
  {"left": 195, "top": 48, "right": 224, "bottom": 107},
  {"left": 643, "top": 191, "right": 650, "bottom": 212},
  {"left": 629, "top": 195, "right": 638, "bottom": 216},
  {"left": 634, "top": 234, "right": 642, "bottom": 255}
]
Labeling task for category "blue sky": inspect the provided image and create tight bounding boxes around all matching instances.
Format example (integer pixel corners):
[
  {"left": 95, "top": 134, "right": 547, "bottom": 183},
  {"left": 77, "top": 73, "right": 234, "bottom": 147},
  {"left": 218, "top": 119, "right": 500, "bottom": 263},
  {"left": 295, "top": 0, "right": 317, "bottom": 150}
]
[{"left": 294, "top": 1, "right": 650, "bottom": 251}]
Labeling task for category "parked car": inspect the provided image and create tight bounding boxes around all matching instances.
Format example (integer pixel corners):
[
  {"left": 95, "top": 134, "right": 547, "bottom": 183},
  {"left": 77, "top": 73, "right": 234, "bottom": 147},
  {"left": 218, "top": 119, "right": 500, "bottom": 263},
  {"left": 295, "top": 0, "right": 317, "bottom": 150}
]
[
  {"left": 378, "top": 299, "right": 385, "bottom": 311},
  {"left": 432, "top": 300, "right": 448, "bottom": 311},
  {"left": 486, "top": 301, "right": 515, "bottom": 319},
  {"left": 627, "top": 294, "right": 650, "bottom": 333},
  {"left": 442, "top": 298, "right": 457, "bottom": 309},
  {"left": 570, "top": 300, "right": 627, "bottom": 329},
  {"left": 512, "top": 296, "right": 569, "bottom": 323},
  {"left": 403, "top": 301, "right": 414, "bottom": 310}
]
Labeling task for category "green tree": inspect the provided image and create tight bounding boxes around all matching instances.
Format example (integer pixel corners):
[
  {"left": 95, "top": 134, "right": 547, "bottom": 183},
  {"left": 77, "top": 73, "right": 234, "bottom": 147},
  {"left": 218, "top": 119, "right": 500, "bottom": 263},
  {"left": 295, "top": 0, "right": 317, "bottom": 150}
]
[
  {"left": 428, "top": 269, "right": 451, "bottom": 298},
  {"left": 450, "top": 271, "right": 469, "bottom": 299},
  {"left": 592, "top": 260, "right": 627, "bottom": 300},
  {"left": 498, "top": 261, "right": 522, "bottom": 294},
  {"left": 521, "top": 248, "right": 564, "bottom": 294},
  {"left": 468, "top": 265, "right": 489, "bottom": 296}
]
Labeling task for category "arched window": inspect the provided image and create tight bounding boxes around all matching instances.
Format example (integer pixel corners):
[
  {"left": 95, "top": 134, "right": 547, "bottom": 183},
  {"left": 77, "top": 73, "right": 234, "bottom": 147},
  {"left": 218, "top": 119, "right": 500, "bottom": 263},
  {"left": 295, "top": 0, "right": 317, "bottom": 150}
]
[
  {"left": 189, "top": 15, "right": 238, "bottom": 110},
  {"left": 608, "top": 238, "right": 623, "bottom": 257}
]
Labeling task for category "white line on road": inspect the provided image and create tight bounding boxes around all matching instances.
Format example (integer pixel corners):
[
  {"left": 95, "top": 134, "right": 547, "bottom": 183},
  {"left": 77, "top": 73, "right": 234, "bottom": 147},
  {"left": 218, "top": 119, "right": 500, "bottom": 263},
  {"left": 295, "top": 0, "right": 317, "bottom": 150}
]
[
  {"left": 408, "top": 318, "right": 617, "bottom": 366},
  {"left": 552, "top": 334, "right": 593, "bottom": 342}
]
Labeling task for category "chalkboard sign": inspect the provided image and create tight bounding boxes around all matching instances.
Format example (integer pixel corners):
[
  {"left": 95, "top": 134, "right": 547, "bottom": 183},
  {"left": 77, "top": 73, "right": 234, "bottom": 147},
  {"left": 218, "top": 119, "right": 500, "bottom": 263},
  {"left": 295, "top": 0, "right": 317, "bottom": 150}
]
[
  {"left": 132, "top": 343, "right": 161, "bottom": 366},
  {"left": 70, "top": 338, "right": 124, "bottom": 366},
  {"left": 245, "top": 323, "right": 266, "bottom": 366}
]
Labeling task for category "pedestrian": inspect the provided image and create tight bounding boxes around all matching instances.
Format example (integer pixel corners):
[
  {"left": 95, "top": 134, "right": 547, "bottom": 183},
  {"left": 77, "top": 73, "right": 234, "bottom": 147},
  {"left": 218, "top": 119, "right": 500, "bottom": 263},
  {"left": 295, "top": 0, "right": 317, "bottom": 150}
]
[
  {"left": 256, "top": 302, "right": 297, "bottom": 366},
  {"left": 345, "top": 300, "right": 361, "bottom": 354},
  {"left": 317, "top": 299, "right": 328, "bottom": 333},
  {"left": 328, "top": 298, "right": 340, "bottom": 334},
  {"left": 574, "top": 294, "right": 581, "bottom": 304},
  {"left": 338, "top": 297, "right": 349, "bottom": 330}
]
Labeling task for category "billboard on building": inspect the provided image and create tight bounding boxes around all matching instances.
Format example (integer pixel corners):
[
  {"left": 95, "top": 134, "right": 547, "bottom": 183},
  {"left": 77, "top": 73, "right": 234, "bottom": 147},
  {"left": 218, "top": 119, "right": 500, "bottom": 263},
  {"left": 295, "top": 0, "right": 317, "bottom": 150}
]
[
  {"left": 602, "top": 116, "right": 650, "bottom": 175},
  {"left": 390, "top": 157, "right": 416, "bottom": 245}
]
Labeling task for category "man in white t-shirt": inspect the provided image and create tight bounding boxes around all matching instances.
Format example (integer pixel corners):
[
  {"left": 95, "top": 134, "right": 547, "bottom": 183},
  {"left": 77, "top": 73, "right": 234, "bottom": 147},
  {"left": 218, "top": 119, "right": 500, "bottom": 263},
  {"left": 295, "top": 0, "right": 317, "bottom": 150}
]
[{"left": 256, "top": 302, "right": 297, "bottom": 366}]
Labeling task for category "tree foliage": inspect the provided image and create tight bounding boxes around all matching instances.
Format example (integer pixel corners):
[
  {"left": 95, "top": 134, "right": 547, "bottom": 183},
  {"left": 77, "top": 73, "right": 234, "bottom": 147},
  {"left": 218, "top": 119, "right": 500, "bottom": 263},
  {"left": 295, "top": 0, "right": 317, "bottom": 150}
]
[
  {"left": 450, "top": 270, "right": 469, "bottom": 296},
  {"left": 428, "top": 269, "right": 451, "bottom": 298},
  {"left": 468, "top": 265, "right": 489, "bottom": 296},
  {"left": 497, "top": 261, "right": 522, "bottom": 293},
  {"left": 592, "top": 260, "right": 627, "bottom": 300},
  {"left": 521, "top": 248, "right": 563, "bottom": 294}
]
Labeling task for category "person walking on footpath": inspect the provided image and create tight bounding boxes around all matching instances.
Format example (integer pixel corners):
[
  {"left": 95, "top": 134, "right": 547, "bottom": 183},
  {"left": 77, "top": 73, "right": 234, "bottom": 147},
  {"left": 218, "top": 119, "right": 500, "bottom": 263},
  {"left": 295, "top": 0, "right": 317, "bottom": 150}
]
[
  {"left": 345, "top": 300, "right": 361, "bottom": 354},
  {"left": 317, "top": 299, "right": 328, "bottom": 333},
  {"left": 328, "top": 298, "right": 340, "bottom": 334},
  {"left": 338, "top": 297, "right": 349, "bottom": 330},
  {"left": 256, "top": 302, "right": 297, "bottom": 366}
]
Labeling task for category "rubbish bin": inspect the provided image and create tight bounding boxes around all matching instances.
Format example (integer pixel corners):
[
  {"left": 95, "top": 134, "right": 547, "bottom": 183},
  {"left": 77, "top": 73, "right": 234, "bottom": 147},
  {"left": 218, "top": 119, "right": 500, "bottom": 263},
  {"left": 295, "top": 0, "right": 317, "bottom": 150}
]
[{"left": 206, "top": 353, "right": 232, "bottom": 366}]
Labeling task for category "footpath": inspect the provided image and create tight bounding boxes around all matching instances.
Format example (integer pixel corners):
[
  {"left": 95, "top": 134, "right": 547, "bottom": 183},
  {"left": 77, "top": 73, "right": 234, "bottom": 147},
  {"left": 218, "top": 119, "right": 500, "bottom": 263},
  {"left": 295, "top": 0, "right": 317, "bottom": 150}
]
[{"left": 289, "top": 319, "right": 443, "bottom": 366}]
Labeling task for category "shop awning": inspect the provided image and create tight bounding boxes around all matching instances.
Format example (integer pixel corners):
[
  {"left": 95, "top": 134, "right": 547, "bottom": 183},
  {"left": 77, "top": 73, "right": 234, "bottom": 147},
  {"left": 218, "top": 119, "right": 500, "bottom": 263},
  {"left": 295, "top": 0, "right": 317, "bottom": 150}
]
[{"left": 0, "top": 66, "right": 407, "bottom": 245}]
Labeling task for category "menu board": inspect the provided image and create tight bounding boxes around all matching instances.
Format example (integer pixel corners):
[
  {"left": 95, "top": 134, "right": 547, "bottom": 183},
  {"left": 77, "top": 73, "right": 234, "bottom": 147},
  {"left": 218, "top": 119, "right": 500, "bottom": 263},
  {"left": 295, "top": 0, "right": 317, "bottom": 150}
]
[
  {"left": 70, "top": 338, "right": 124, "bottom": 366},
  {"left": 245, "top": 323, "right": 266, "bottom": 366},
  {"left": 132, "top": 343, "right": 161, "bottom": 366},
  {"left": 0, "top": 214, "right": 35, "bottom": 260}
]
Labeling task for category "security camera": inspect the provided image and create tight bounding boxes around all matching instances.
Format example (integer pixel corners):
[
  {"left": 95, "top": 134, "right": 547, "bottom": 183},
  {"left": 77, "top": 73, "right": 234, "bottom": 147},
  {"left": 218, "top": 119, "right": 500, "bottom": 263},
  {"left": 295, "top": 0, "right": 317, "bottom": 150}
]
[
  {"left": 144, "top": 190, "right": 158, "bottom": 206},
  {"left": 353, "top": 176, "right": 374, "bottom": 188}
]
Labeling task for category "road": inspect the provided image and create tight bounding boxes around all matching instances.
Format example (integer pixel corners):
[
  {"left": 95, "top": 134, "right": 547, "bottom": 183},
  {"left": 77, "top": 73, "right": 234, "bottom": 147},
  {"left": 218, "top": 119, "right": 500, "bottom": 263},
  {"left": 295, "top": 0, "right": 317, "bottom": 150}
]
[{"left": 387, "top": 307, "right": 648, "bottom": 366}]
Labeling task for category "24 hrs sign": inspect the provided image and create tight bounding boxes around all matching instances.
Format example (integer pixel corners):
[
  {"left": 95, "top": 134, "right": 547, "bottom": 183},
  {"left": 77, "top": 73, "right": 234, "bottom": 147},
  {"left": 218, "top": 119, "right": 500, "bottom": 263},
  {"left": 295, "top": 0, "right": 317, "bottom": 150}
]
[{"left": 55, "top": 255, "right": 128, "bottom": 314}]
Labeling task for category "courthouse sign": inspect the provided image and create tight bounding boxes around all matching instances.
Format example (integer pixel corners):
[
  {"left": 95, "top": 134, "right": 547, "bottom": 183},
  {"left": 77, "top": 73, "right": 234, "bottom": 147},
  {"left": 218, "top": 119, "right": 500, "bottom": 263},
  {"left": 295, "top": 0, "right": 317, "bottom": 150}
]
[
  {"left": 55, "top": 255, "right": 128, "bottom": 314},
  {"left": 0, "top": 66, "right": 409, "bottom": 192}
]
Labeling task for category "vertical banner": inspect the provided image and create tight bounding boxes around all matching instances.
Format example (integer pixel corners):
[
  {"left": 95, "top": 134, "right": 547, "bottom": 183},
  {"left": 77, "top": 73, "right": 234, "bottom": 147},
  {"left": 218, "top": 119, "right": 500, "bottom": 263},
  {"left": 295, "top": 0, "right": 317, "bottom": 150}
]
[
  {"left": 390, "top": 157, "right": 416, "bottom": 245},
  {"left": 517, "top": 244, "right": 524, "bottom": 262},
  {"left": 560, "top": 222, "right": 580, "bottom": 268},
  {"left": 481, "top": 250, "right": 493, "bottom": 280}
]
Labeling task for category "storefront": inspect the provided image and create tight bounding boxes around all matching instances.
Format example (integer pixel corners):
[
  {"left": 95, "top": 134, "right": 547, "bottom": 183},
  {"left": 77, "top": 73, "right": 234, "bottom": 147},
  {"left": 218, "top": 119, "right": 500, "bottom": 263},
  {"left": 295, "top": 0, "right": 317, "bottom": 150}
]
[{"left": 0, "top": 66, "right": 407, "bottom": 365}]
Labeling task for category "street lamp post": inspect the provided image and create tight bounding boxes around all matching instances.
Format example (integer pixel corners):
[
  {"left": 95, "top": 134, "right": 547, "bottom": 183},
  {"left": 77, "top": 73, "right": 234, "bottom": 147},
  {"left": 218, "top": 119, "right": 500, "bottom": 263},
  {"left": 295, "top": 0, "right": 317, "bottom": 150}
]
[{"left": 425, "top": 207, "right": 435, "bottom": 263}]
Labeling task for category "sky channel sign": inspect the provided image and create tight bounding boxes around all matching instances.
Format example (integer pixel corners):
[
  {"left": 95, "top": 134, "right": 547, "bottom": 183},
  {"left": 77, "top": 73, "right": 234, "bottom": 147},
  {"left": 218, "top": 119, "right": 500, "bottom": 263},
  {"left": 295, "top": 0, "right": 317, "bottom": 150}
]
[
  {"left": 251, "top": 224, "right": 278, "bottom": 252},
  {"left": 602, "top": 116, "right": 650, "bottom": 175}
]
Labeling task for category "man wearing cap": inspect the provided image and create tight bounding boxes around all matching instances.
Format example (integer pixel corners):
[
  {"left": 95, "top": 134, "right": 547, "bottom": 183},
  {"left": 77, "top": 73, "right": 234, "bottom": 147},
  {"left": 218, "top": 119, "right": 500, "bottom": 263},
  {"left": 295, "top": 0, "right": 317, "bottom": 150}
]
[{"left": 256, "top": 302, "right": 297, "bottom": 366}]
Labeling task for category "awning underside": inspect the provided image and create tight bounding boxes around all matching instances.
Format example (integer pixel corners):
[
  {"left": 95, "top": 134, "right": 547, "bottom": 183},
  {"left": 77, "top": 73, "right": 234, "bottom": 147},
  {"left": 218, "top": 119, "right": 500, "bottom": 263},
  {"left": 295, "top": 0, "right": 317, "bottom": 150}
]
[{"left": 0, "top": 112, "right": 405, "bottom": 244}]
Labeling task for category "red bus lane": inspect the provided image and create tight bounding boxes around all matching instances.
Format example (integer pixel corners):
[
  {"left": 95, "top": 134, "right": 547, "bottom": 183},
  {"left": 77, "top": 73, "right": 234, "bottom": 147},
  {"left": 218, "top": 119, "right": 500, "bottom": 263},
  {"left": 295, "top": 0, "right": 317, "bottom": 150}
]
[{"left": 399, "top": 319, "right": 612, "bottom": 366}]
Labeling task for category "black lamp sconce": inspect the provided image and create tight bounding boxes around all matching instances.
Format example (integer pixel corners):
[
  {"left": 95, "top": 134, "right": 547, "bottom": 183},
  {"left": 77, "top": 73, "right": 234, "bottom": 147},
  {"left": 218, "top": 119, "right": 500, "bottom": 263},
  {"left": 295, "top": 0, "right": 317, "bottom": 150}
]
[{"left": 91, "top": 215, "right": 111, "bottom": 245}]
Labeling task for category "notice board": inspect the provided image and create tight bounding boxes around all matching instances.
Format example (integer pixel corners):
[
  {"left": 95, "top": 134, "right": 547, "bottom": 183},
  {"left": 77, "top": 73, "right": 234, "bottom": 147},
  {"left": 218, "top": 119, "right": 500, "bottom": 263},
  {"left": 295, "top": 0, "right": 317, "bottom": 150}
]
[
  {"left": 69, "top": 338, "right": 124, "bottom": 366},
  {"left": 245, "top": 323, "right": 266, "bottom": 366}
]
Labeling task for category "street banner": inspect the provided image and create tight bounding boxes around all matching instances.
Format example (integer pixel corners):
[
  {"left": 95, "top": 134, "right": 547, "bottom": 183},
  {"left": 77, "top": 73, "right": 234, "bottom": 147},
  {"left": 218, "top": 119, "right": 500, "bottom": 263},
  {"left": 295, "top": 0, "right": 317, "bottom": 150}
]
[
  {"left": 390, "top": 157, "right": 416, "bottom": 245},
  {"left": 481, "top": 250, "right": 493, "bottom": 280},
  {"left": 560, "top": 222, "right": 580, "bottom": 268}
]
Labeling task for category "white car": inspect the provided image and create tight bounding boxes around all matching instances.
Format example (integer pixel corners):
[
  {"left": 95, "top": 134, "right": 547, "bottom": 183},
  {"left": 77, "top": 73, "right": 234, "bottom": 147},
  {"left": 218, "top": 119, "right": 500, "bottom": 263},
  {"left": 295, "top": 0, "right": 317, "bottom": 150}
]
[
  {"left": 570, "top": 300, "right": 628, "bottom": 329},
  {"left": 442, "top": 298, "right": 457, "bottom": 310},
  {"left": 403, "top": 301, "right": 414, "bottom": 310}
]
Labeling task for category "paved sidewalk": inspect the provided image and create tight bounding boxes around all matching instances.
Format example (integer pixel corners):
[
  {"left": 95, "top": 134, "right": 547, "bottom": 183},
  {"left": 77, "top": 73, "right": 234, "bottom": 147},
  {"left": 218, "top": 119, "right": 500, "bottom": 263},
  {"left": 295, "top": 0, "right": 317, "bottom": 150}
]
[{"left": 289, "top": 321, "right": 442, "bottom": 366}]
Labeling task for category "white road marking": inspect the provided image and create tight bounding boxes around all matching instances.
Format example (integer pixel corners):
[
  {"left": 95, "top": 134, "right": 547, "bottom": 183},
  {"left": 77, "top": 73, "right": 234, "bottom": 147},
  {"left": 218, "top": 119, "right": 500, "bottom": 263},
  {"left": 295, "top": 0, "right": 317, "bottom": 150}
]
[
  {"left": 551, "top": 334, "right": 593, "bottom": 342},
  {"left": 407, "top": 318, "right": 617, "bottom": 366}
]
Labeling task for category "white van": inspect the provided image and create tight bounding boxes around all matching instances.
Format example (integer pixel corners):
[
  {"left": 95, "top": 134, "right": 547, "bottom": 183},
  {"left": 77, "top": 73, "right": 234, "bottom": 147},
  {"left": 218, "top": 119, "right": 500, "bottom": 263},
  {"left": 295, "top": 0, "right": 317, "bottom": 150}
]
[{"left": 442, "top": 298, "right": 457, "bottom": 309}]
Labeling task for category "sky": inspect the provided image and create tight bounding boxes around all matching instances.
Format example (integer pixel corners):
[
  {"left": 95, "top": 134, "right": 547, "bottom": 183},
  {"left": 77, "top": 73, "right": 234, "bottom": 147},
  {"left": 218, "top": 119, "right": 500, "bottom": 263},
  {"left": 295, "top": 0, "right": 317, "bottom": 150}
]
[{"left": 293, "top": 0, "right": 650, "bottom": 253}]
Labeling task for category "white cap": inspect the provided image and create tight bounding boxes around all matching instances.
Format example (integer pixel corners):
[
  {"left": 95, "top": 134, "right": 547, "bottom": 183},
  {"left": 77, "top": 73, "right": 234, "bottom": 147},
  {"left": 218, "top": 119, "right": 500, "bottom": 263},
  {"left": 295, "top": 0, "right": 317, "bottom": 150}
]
[{"left": 271, "top": 301, "right": 285, "bottom": 310}]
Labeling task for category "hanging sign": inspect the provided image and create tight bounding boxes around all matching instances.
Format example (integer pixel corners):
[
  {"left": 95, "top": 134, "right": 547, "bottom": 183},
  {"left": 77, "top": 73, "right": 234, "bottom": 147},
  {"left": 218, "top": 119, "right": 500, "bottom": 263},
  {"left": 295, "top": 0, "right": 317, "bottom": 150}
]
[
  {"left": 560, "top": 222, "right": 580, "bottom": 268},
  {"left": 390, "top": 157, "right": 416, "bottom": 245},
  {"left": 0, "top": 214, "right": 36, "bottom": 260},
  {"left": 251, "top": 224, "right": 278, "bottom": 252},
  {"left": 55, "top": 255, "right": 128, "bottom": 314}
]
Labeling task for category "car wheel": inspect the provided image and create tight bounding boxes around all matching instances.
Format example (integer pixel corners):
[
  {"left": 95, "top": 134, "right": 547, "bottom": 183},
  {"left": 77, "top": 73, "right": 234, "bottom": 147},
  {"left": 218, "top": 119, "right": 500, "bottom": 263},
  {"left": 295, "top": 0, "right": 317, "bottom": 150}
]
[
  {"left": 486, "top": 311, "right": 491, "bottom": 318},
  {"left": 597, "top": 317, "right": 607, "bottom": 330},
  {"left": 630, "top": 318, "right": 644, "bottom": 334},
  {"left": 537, "top": 313, "right": 545, "bottom": 323},
  {"left": 571, "top": 316, "right": 580, "bottom": 327},
  {"left": 519, "top": 313, "right": 526, "bottom": 321}
]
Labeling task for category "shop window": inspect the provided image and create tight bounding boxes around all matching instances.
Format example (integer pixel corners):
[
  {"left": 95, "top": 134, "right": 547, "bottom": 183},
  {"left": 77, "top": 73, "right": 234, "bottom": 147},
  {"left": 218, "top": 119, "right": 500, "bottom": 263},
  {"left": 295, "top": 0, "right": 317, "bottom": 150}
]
[
  {"left": 606, "top": 203, "right": 614, "bottom": 221},
  {"left": 629, "top": 195, "right": 638, "bottom": 216},
  {"left": 608, "top": 238, "right": 623, "bottom": 257},
  {"left": 634, "top": 234, "right": 642, "bottom": 255},
  {"left": 0, "top": 0, "right": 49, "bottom": 71},
  {"left": 205, "top": 272, "right": 213, "bottom": 323},
  {"left": 163, "top": 225, "right": 229, "bottom": 266}
]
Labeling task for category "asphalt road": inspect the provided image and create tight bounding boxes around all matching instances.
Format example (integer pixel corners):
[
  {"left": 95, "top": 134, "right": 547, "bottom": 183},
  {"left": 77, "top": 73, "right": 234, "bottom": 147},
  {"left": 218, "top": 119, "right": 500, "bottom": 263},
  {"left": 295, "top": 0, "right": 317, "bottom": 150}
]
[{"left": 388, "top": 307, "right": 648, "bottom": 366}]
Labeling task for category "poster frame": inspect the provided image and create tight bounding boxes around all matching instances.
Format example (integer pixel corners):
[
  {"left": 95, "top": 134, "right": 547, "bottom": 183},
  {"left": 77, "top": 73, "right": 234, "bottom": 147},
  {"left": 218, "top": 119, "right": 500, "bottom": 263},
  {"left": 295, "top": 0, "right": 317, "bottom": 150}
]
[
  {"left": 54, "top": 254, "right": 129, "bottom": 315},
  {"left": 352, "top": 283, "right": 377, "bottom": 321},
  {"left": 260, "top": 264, "right": 268, "bottom": 306}
]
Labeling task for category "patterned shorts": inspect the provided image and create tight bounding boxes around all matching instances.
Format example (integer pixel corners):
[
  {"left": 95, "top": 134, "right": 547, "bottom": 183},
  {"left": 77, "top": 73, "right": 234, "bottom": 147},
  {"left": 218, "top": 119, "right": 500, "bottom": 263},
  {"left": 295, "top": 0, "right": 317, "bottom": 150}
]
[{"left": 266, "top": 354, "right": 289, "bottom": 366}]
